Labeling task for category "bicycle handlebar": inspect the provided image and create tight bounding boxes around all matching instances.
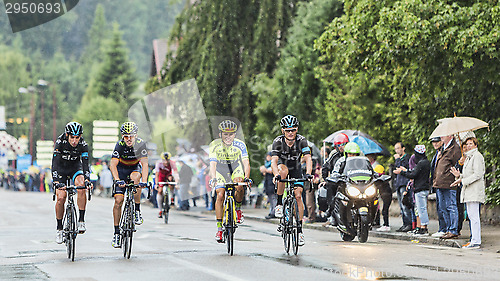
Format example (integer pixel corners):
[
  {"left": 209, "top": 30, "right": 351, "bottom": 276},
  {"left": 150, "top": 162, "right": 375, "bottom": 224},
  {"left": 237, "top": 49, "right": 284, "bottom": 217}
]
[
  {"left": 157, "top": 182, "right": 177, "bottom": 185},
  {"left": 222, "top": 182, "right": 251, "bottom": 186},
  {"left": 278, "top": 178, "right": 308, "bottom": 183}
]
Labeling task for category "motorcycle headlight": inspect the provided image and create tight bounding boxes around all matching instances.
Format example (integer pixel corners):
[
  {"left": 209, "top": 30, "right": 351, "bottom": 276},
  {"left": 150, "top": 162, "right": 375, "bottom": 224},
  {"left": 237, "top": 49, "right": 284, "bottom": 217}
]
[
  {"left": 346, "top": 185, "right": 361, "bottom": 197},
  {"left": 365, "top": 185, "right": 376, "bottom": 197}
]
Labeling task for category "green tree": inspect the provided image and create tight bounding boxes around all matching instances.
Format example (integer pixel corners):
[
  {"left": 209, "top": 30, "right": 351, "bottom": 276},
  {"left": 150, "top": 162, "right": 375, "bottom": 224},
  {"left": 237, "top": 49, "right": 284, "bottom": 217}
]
[
  {"left": 253, "top": 0, "right": 343, "bottom": 145},
  {"left": 315, "top": 0, "right": 500, "bottom": 203},
  {"left": 86, "top": 23, "right": 137, "bottom": 106}
]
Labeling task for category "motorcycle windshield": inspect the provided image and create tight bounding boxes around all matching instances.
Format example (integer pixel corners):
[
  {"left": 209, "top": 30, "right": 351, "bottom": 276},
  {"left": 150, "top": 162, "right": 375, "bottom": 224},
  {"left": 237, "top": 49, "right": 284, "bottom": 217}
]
[{"left": 343, "top": 156, "right": 373, "bottom": 182}]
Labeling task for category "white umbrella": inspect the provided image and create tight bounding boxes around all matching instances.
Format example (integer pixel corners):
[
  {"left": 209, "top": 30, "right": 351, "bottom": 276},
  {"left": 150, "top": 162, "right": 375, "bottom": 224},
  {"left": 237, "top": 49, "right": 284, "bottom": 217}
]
[{"left": 429, "top": 116, "right": 489, "bottom": 138}]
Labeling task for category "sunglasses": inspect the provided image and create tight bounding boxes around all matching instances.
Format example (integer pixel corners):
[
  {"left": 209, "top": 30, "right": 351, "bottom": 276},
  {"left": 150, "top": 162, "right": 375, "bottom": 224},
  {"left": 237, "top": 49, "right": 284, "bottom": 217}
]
[
  {"left": 336, "top": 143, "right": 346, "bottom": 147},
  {"left": 284, "top": 128, "right": 297, "bottom": 133}
]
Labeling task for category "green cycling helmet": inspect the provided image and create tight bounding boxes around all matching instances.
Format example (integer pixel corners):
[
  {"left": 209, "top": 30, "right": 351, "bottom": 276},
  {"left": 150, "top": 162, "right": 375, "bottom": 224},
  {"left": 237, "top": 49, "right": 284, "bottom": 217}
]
[{"left": 344, "top": 142, "right": 361, "bottom": 154}]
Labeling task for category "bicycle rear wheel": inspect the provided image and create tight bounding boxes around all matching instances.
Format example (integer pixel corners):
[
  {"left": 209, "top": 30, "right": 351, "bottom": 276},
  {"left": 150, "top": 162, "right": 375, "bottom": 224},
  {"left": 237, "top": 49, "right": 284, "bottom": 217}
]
[
  {"left": 283, "top": 200, "right": 291, "bottom": 254},
  {"left": 291, "top": 199, "right": 300, "bottom": 255}
]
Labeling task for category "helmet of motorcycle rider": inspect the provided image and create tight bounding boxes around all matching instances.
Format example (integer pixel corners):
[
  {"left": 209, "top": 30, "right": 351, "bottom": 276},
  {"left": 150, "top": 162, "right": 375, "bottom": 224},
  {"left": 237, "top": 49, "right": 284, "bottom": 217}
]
[
  {"left": 333, "top": 133, "right": 349, "bottom": 146},
  {"left": 344, "top": 142, "right": 361, "bottom": 156}
]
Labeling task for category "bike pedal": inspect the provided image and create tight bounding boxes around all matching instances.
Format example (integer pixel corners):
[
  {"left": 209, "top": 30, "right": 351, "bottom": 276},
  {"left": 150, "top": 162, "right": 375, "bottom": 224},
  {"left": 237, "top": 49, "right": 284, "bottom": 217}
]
[{"left": 277, "top": 225, "right": 282, "bottom": 232}]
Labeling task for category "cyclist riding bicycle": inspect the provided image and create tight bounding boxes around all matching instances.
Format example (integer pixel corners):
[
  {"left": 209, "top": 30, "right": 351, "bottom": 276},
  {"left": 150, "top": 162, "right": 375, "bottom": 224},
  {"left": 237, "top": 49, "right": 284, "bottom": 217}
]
[
  {"left": 271, "top": 115, "right": 312, "bottom": 246},
  {"left": 155, "top": 152, "right": 178, "bottom": 218},
  {"left": 209, "top": 120, "right": 251, "bottom": 243},
  {"left": 52, "top": 122, "right": 93, "bottom": 244},
  {"left": 110, "top": 121, "right": 149, "bottom": 248}
]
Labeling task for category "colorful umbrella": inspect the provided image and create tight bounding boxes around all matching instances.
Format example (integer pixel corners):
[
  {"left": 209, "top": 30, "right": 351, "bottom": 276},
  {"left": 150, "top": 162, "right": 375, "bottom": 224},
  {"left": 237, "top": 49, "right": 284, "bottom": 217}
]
[{"left": 323, "top": 130, "right": 390, "bottom": 156}]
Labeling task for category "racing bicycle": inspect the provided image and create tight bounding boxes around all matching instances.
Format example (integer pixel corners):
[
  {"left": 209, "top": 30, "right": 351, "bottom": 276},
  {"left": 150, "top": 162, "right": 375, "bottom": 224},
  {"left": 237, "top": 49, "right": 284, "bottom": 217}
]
[
  {"left": 53, "top": 181, "right": 91, "bottom": 261},
  {"left": 157, "top": 181, "right": 176, "bottom": 224},
  {"left": 277, "top": 177, "right": 307, "bottom": 255}
]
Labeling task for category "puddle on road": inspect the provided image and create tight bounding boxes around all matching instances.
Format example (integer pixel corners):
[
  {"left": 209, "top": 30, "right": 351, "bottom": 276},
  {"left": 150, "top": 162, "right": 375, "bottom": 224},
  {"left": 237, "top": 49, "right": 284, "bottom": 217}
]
[
  {"left": 251, "top": 253, "right": 419, "bottom": 280},
  {"left": 0, "top": 264, "right": 49, "bottom": 280}
]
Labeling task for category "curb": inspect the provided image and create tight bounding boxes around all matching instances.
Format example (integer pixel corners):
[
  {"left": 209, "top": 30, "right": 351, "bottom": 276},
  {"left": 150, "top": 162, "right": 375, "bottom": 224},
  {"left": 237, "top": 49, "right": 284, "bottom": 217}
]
[
  {"left": 194, "top": 210, "right": 462, "bottom": 248},
  {"left": 243, "top": 214, "right": 462, "bottom": 248}
]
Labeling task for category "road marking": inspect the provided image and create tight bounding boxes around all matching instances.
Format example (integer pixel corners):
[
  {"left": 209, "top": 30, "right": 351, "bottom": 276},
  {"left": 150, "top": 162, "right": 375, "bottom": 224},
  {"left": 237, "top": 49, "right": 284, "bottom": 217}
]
[{"left": 167, "top": 255, "right": 247, "bottom": 281}]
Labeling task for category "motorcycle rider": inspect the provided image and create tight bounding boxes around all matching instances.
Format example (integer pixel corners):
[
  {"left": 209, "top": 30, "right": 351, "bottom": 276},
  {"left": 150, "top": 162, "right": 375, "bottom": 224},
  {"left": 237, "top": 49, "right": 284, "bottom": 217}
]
[{"left": 320, "top": 133, "right": 349, "bottom": 225}]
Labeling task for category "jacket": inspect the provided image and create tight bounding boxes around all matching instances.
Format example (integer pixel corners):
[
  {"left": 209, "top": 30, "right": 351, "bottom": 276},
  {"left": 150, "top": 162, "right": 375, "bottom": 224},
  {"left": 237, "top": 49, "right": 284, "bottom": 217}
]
[
  {"left": 400, "top": 154, "right": 430, "bottom": 193},
  {"left": 433, "top": 139, "right": 461, "bottom": 190},
  {"left": 394, "top": 154, "right": 410, "bottom": 188},
  {"left": 460, "top": 148, "right": 486, "bottom": 203},
  {"left": 321, "top": 150, "right": 342, "bottom": 179}
]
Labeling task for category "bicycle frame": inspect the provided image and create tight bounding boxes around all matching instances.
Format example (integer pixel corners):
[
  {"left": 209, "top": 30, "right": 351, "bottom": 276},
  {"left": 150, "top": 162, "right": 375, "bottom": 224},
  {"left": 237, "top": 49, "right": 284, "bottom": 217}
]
[
  {"left": 54, "top": 181, "right": 90, "bottom": 262},
  {"left": 158, "top": 181, "right": 176, "bottom": 224},
  {"left": 278, "top": 178, "right": 307, "bottom": 255},
  {"left": 221, "top": 182, "right": 249, "bottom": 256}
]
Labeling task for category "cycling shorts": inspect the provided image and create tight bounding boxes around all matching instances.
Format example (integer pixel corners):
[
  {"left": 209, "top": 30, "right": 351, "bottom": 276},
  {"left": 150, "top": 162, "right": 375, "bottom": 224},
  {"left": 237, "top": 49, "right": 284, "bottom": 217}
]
[
  {"left": 215, "top": 163, "right": 244, "bottom": 190},
  {"left": 114, "top": 164, "right": 142, "bottom": 196},
  {"left": 54, "top": 162, "right": 83, "bottom": 183},
  {"left": 279, "top": 164, "right": 304, "bottom": 187}
]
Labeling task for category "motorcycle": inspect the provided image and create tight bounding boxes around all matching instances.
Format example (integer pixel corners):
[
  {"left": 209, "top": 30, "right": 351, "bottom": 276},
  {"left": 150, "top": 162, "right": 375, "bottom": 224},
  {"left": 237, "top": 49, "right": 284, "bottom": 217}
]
[{"left": 327, "top": 156, "right": 391, "bottom": 243}]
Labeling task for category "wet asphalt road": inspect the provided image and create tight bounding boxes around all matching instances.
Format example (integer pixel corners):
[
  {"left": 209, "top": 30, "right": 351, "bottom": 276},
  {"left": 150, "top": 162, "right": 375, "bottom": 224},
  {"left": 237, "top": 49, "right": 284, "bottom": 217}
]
[{"left": 1, "top": 189, "right": 499, "bottom": 281}]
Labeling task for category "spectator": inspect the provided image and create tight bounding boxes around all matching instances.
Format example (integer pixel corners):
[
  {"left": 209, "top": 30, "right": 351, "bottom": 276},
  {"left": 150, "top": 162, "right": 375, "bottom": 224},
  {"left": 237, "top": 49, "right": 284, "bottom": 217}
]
[
  {"left": 395, "top": 145, "right": 431, "bottom": 235},
  {"left": 178, "top": 160, "right": 193, "bottom": 211},
  {"left": 433, "top": 134, "right": 461, "bottom": 239},
  {"left": 393, "top": 142, "right": 412, "bottom": 232},
  {"left": 429, "top": 137, "right": 447, "bottom": 237},
  {"left": 99, "top": 162, "right": 113, "bottom": 198},
  {"left": 454, "top": 141, "right": 468, "bottom": 235},
  {"left": 260, "top": 152, "right": 277, "bottom": 219},
  {"left": 303, "top": 163, "right": 320, "bottom": 223},
  {"left": 451, "top": 136, "right": 485, "bottom": 249}
]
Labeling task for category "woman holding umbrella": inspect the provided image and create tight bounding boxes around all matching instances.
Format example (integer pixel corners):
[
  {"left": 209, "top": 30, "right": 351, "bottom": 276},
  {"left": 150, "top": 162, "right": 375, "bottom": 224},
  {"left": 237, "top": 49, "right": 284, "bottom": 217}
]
[{"left": 450, "top": 137, "right": 485, "bottom": 249}]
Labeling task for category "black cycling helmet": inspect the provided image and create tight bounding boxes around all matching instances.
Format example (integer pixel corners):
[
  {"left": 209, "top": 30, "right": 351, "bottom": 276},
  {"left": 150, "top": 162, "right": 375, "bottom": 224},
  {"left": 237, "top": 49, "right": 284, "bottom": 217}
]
[
  {"left": 280, "top": 115, "right": 299, "bottom": 129},
  {"left": 218, "top": 120, "right": 238, "bottom": 133},
  {"left": 120, "top": 122, "right": 138, "bottom": 135},
  {"left": 65, "top": 122, "right": 83, "bottom": 136}
]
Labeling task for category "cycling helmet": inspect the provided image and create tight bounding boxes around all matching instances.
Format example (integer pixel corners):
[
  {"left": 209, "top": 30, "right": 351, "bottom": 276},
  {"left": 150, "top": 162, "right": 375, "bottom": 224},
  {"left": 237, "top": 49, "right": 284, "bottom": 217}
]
[
  {"left": 333, "top": 133, "right": 349, "bottom": 146},
  {"left": 344, "top": 142, "right": 361, "bottom": 154},
  {"left": 65, "top": 122, "right": 83, "bottom": 136},
  {"left": 280, "top": 115, "right": 299, "bottom": 128},
  {"left": 218, "top": 120, "right": 238, "bottom": 133},
  {"left": 120, "top": 122, "right": 138, "bottom": 135},
  {"left": 161, "top": 152, "right": 171, "bottom": 160}
]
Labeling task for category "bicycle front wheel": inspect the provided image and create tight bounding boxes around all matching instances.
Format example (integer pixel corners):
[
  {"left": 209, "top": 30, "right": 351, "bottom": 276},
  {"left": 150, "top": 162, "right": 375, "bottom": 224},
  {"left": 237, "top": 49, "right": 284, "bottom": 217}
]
[
  {"left": 65, "top": 206, "right": 77, "bottom": 261},
  {"left": 291, "top": 199, "right": 300, "bottom": 255},
  {"left": 283, "top": 201, "right": 291, "bottom": 254},
  {"left": 225, "top": 197, "right": 235, "bottom": 256},
  {"left": 163, "top": 193, "right": 169, "bottom": 224},
  {"left": 122, "top": 202, "right": 134, "bottom": 259}
]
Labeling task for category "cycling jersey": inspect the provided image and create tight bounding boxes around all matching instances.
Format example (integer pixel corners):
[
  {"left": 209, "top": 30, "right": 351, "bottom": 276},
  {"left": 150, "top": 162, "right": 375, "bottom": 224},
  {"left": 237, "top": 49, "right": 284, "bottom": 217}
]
[
  {"left": 111, "top": 138, "right": 148, "bottom": 168},
  {"left": 155, "top": 160, "right": 177, "bottom": 184},
  {"left": 271, "top": 134, "right": 311, "bottom": 172},
  {"left": 112, "top": 138, "right": 148, "bottom": 184},
  {"left": 209, "top": 138, "right": 248, "bottom": 186},
  {"left": 52, "top": 133, "right": 90, "bottom": 182}
]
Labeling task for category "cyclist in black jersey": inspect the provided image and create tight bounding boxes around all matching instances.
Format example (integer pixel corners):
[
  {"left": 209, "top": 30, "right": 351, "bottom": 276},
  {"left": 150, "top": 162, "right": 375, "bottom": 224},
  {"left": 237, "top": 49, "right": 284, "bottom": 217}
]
[
  {"left": 52, "top": 122, "right": 93, "bottom": 244},
  {"left": 110, "top": 122, "right": 149, "bottom": 248},
  {"left": 271, "top": 115, "right": 313, "bottom": 246}
]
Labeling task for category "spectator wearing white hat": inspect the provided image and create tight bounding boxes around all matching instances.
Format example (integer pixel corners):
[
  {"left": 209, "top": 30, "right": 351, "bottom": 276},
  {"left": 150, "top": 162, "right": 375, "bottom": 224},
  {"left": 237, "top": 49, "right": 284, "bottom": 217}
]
[{"left": 394, "top": 145, "right": 431, "bottom": 235}]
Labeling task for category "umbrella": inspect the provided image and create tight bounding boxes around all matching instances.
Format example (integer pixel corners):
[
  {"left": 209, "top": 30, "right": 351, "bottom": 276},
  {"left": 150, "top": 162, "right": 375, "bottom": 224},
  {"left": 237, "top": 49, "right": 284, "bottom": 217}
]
[
  {"left": 429, "top": 116, "right": 489, "bottom": 138},
  {"left": 323, "top": 130, "right": 390, "bottom": 156},
  {"left": 350, "top": 136, "right": 387, "bottom": 155}
]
